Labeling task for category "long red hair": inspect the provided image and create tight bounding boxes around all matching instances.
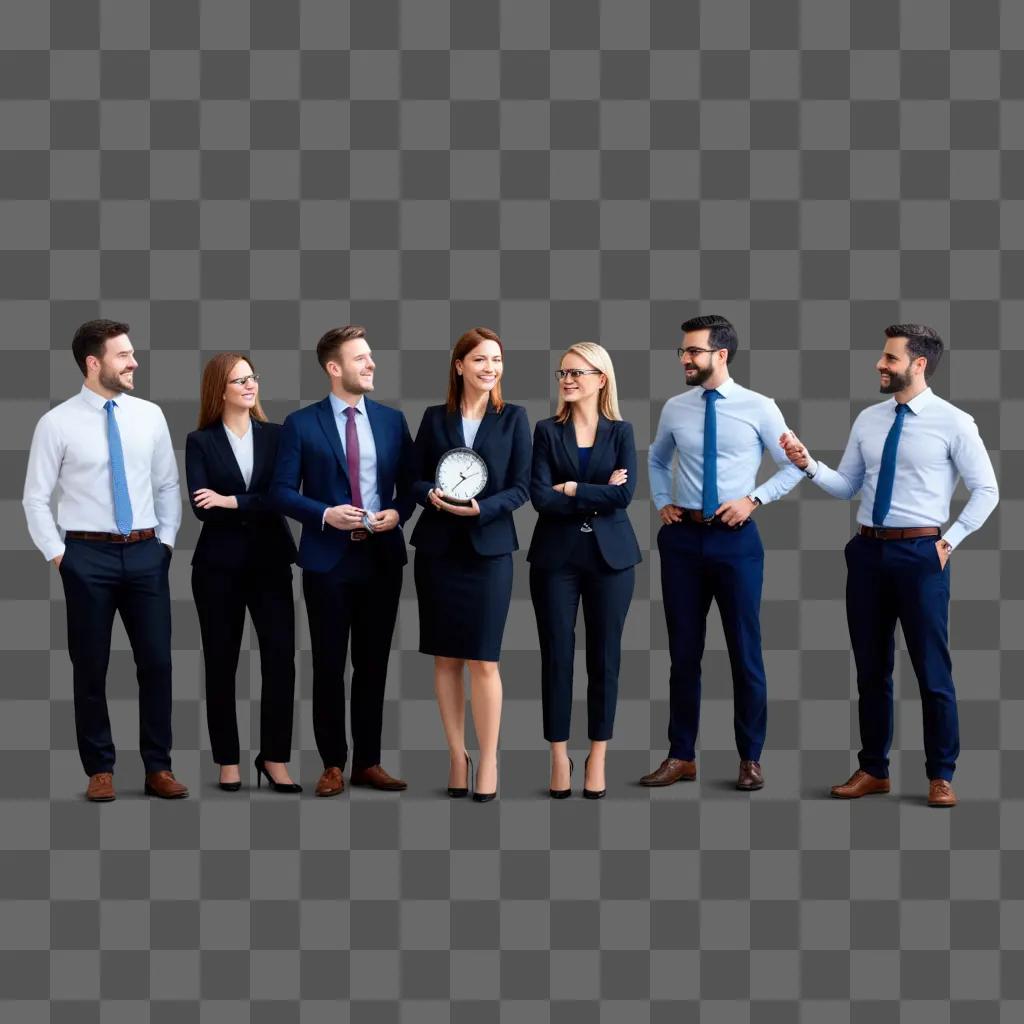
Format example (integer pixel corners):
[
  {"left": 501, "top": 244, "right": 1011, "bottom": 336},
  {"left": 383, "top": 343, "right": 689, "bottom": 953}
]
[
  {"left": 197, "top": 352, "right": 268, "bottom": 429},
  {"left": 445, "top": 327, "right": 505, "bottom": 414}
]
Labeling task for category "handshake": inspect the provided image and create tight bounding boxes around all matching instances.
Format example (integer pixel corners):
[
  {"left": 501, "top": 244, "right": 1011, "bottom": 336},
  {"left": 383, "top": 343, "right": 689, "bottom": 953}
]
[{"left": 778, "top": 430, "right": 812, "bottom": 471}]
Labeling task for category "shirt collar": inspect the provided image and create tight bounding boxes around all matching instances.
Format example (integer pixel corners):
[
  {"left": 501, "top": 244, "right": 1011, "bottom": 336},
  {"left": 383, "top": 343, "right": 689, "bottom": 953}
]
[
  {"left": 708, "top": 377, "right": 737, "bottom": 398},
  {"left": 79, "top": 384, "right": 116, "bottom": 411},
  {"left": 329, "top": 393, "right": 366, "bottom": 418},
  {"left": 892, "top": 386, "right": 933, "bottom": 416}
]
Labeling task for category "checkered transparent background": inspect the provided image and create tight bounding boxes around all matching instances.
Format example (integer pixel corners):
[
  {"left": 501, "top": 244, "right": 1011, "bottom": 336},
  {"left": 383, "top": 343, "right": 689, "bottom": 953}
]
[{"left": 1, "top": 1, "right": 1021, "bottom": 1020}]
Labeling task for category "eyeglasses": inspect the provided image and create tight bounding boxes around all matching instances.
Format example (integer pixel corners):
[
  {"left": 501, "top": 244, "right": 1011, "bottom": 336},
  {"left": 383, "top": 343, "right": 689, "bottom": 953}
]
[
  {"left": 676, "top": 347, "right": 717, "bottom": 359},
  {"left": 555, "top": 369, "right": 603, "bottom": 380},
  {"left": 228, "top": 374, "right": 260, "bottom": 386}
]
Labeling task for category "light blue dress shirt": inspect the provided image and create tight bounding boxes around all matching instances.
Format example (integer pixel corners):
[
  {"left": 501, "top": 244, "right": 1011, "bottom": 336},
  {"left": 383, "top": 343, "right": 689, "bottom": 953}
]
[
  {"left": 805, "top": 387, "right": 998, "bottom": 549},
  {"left": 649, "top": 376, "right": 804, "bottom": 510},
  {"left": 329, "top": 393, "right": 380, "bottom": 513}
]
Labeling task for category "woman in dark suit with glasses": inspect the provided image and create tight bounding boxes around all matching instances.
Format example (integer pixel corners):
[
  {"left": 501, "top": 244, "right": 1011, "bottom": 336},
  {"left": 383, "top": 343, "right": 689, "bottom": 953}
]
[
  {"left": 186, "top": 353, "right": 300, "bottom": 792},
  {"left": 410, "top": 327, "right": 531, "bottom": 802},
  {"left": 528, "top": 342, "right": 641, "bottom": 799}
]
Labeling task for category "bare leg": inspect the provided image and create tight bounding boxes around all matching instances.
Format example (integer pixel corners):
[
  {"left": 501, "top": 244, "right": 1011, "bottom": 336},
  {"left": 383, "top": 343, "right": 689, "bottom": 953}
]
[
  {"left": 585, "top": 739, "right": 608, "bottom": 792},
  {"left": 435, "top": 656, "right": 469, "bottom": 788},
  {"left": 468, "top": 660, "right": 502, "bottom": 795},
  {"left": 550, "top": 740, "right": 571, "bottom": 791}
]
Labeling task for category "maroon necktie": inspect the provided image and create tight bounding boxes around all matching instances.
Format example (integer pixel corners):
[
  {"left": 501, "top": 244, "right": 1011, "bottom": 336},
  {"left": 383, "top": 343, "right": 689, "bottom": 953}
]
[{"left": 344, "top": 407, "right": 363, "bottom": 508}]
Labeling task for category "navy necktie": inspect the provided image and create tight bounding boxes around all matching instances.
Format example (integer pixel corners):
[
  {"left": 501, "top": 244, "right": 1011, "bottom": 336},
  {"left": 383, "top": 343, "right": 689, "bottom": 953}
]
[
  {"left": 702, "top": 389, "right": 722, "bottom": 519},
  {"left": 872, "top": 402, "right": 909, "bottom": 526},
  {"left": 104, "top": 400, "right": 133, "bottom": 535}
]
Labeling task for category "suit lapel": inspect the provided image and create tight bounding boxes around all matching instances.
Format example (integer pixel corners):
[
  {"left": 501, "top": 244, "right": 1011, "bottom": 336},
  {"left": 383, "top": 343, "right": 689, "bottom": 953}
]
[
  {"left": 314, "top": 397, "right": 350, "bottom": 485},
  {"left": 364, "top": 398, "right": 388, "bottom": 499},
  {"left": 585, "top": 417, "right": 613, "bottom": 482},
  {"left": 249, "top": 419, "right": 268, "bottom": 491},
  {"left": 471, "top": 402, "right": 500, "bottom": 454},
  {"left": 444, "top": 408, "right": 465, "bottom": 450},
  {"left": 559, "top": 418, "right": 581, "bottom": 478},
  {"left": 209, "top": 423, "right": 248, "bottom": 493}
]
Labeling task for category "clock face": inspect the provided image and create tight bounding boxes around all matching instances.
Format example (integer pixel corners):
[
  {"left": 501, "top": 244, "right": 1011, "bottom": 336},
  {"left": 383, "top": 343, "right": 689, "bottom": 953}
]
[{"left": 436, "top": 447, "right": 488, "bottom": 502}]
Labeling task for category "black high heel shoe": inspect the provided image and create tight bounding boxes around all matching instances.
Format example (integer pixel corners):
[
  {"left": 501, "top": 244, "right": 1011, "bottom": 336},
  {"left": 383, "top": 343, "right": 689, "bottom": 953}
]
[
  {"left": 448, "top": 752, "right": 473, "bottom": 798},
  {"left": 583, "top": 755, "right": 606, "bottom": 800},
  {"left": 254, "top": 755, "right": 302, "bottom": 793},
  {"left": 549, "top": 756, "right": 574, "bottom": 799},
  {"left": 218, "top": 774, "right": 242, "bottom": 792},
  {"left": 472, "top": 760, "right": 497, "bottom": 803}
]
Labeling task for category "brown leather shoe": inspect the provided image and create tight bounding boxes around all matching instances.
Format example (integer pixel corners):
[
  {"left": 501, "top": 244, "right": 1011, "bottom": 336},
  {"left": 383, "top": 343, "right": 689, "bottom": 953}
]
[
  {"left": 830, "top": 769, "right": 890, "bottom": 799},
  {"left": 315, "top": 766, "right": 345, "bottom": 797},
  {"left": 144, "top": 771, "right": 188, "bottom": 799},
  {"left": 86, "top": 772, "right": 115, "bottom": 802},
  {"left": 927, "top": 779, "right": 957, "bottom": 808},
  {"left": 349, "top": 764, "right": 407, "bottom": 791},
  {"left": 639, "top": 757, "right": 697, "bottom": 787},
  {"left": 736, "top": 760, "right": 764, "bottom": 791}
]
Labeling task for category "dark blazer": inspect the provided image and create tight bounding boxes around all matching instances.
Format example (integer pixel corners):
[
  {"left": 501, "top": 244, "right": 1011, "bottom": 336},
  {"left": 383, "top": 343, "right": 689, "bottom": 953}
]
[
  {"left": 410, "top": 402, "right": 531, "bottom": 557},
  {"left": 270, "top": 396, "right": 416, "bottom": 574},
  {"left": 527, "top": 415, "right": 642, "bottom": 571},
  {"left": 185, "top": 419, "right": 297, "bottom": 571}
]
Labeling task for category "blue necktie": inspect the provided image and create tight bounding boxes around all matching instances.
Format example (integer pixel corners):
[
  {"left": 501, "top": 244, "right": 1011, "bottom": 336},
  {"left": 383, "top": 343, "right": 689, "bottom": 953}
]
[
  {"left": 871, "top": 402, "right": 908, "bottom": 527},
  {"left": 702, "top": 389, "right": 722, "bottom": 520},
  {"left": 104, "top": 400, "right": 134, "bottom": 535}
]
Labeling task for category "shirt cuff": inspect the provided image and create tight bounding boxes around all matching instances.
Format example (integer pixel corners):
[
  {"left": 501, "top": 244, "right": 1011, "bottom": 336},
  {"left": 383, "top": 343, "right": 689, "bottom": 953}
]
[
  {"left": 321, "top": 508, "right": 328, "bottom": 531},
  {"left": 43, "top": 542, "right": 65, "bottom": 562},
  {"left": 156, "top": 528, "right": 176, "bottom": 549},
  {"left": 804, "top": 458, "right": 818, "bottom": 478},
  {"left": 942, "top": 523, "right": 967, "bottom": 550}
]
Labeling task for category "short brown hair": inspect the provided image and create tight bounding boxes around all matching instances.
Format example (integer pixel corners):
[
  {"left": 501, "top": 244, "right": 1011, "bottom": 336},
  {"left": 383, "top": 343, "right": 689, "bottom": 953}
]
[
  {"left": 196, "top": 352, "right": 268, "bottom": 430},
  {"left": 446, "top": 327, "right": 505, "bottom": 413},
  {"left": 316, "top": 325, "right": 366, "bottom": 371},
  {"left": 72, "top": 319, "right": 130, "bottom": 375}
]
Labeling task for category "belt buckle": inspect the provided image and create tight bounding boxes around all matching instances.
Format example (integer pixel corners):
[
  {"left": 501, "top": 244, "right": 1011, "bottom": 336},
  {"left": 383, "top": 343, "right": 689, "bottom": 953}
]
[
  {"left": 580, "top": 521, "right": 593, "bottom": 533},
  {"left": 702, "top": 513, "right": 715, "bottom": 525},
  {"left": 351, "top": 529, "right": 368, "bottom": 542}
]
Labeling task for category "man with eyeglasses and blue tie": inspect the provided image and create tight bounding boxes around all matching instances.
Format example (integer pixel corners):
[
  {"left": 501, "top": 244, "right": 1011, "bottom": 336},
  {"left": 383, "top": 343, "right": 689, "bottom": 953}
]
[
  {"left": 23, "top": 320, "right": 186, "bottom": 802},
  {"left": 781, "top": 324, "right": 998, "bottom": 807},
  {"left": 643, "top": 315, "right": 804, "bottom": 792}
]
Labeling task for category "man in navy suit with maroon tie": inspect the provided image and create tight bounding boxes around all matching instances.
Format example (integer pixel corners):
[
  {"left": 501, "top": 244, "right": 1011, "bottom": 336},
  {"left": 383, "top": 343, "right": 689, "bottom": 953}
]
[{"left": 272, "top": 325, "right": 415, "bottom": 796}]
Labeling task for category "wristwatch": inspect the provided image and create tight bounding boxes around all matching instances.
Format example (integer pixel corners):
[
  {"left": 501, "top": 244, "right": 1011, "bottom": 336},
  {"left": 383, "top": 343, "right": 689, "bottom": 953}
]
[{"left": 745, "top": 495, "right": 762, "bottom": 508}]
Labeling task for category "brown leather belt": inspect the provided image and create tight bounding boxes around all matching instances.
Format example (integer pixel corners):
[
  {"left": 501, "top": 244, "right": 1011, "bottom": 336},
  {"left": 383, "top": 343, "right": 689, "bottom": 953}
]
[
  {"left": 859, "top": 526, "right": 940, "bottom": 540},
  {"left": 679, "top": 508, "right": 748, "bottom": 528},
  {"left": 65, "top": 529, "right": 157, "bottom": 544}
]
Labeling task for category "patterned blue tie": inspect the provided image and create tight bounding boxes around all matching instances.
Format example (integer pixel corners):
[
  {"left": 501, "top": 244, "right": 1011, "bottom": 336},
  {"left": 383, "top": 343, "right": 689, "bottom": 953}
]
[
  {"left": 871, "top": 402, "right": 908, "bottom": 527},
  {"left": 104, "top": 399, "right": 133, "bottom": 535},
  {"left": 702, "top": 389, "right": 722, "bottom": 520}
]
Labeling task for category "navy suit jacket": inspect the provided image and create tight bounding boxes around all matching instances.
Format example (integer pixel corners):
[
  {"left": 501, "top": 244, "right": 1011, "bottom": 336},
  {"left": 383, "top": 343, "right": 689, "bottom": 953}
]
[
  {"left": 270, "top": 396, "right": 415, "bottom": 574},
  {"left": 527, "top": 415, "right": 642, "bottom": 571},
  {"left": 410, "top": 402, "right": 531, "bottom": 557},
  {"left": 185, "top": 419, "right": 297, "bottom": 572}
]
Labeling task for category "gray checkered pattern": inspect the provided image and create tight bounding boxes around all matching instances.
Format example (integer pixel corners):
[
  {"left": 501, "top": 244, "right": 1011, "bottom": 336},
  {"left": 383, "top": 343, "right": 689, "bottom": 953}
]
[{"left": 0, "top": 0, "right": 1019, "bottom": 1019}]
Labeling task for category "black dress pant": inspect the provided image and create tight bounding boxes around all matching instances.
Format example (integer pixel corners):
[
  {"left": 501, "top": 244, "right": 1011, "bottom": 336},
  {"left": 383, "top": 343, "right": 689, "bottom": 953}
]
[
  {"left": 302, "top": 548, "right": 403, "bottom": 771},
  {"left": 192, "top": 563, "right": 296, "bottom": 765},
  {"left": 58, "top": 537, "right": 173, "bottom": 775},
  {"left": 530, "top": 530, "right": 635, "bottom": 742}
]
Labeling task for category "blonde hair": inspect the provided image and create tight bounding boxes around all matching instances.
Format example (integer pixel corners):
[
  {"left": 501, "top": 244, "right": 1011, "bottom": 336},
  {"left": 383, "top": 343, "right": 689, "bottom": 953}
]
[{"left": 554, "top": 342, "right": 622, "bottom": 424}]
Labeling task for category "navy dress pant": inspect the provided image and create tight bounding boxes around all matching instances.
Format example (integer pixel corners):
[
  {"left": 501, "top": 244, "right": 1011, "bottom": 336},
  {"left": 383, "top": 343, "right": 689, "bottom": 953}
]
[
  {"left": 530, "top": 531, "right": 635, "bottom": 742},
  {"left": 845, "top": 533, "right": 958, "bottom": 782},
  {"left": 659, "top": 518, "right": 767, "bottom": 762},
  {"left": 58, "top": 537, "right": 174, "bottom": 775}
]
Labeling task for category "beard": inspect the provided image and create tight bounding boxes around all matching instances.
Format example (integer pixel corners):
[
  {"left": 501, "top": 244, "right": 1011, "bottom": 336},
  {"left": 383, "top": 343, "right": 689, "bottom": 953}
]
[
  {"left": 684, "top": 363, "right": 715, "bottom": 387},
  {"left": 342, "top": 369, "right": 373, "bottom": 393},
  {"left": 99, "top": 365, "right": 133, "bottom": 393},
  {"left": 879, "top": 367, "right": 912, "bottom": 394}
]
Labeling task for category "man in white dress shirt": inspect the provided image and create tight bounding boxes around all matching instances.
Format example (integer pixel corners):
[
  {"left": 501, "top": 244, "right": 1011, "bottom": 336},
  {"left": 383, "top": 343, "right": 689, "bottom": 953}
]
[
  {"left": 23, "top": 320, "right": 187, "bottom": 801},
  {"left": 781, "top": 324, "right": 999, "bottom": 807}
]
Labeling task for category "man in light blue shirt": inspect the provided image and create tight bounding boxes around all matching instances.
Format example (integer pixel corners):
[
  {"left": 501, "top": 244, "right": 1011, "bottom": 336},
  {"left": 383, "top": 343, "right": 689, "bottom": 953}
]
[
  {"left": 641, "top": 314, "right": 803, "bottom": 793},
  {"left": 782, "top": 324, "right": 998, "bottom": 807}
]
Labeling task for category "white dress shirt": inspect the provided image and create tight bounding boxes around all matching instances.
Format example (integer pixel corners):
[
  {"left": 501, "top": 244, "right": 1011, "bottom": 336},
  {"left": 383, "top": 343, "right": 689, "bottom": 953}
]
[
  {"left": 223, "top": 422, "right": 253, "bottom": 489},
  {"left": 805, "top": 387, "right": 999, "bottom": 549},
  {"left": 649, "top": 376, "right": 804, "bottom": 509},
  {"left": 23, "top": 384, "right": 182, "bottom": 561},
  {"left": 329, "top": 392, "right": 380, "bottom": 513}
]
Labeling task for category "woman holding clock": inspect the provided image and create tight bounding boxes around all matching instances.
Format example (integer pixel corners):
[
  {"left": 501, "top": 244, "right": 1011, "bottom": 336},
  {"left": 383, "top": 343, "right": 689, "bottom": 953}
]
[
  {"left": 528, "top": 343, "right": 641, "bottom": 799},
  {"left": 410, "top": 327, "right": 532, "bottom": 802}
]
